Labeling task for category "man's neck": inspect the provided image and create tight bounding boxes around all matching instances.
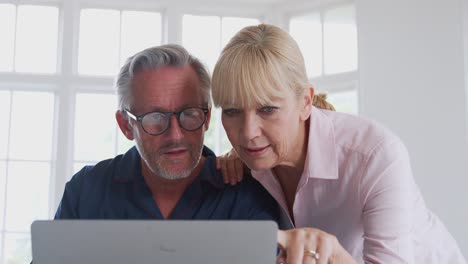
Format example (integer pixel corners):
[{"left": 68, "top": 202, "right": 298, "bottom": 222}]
[{"left": 141, "top": 156, "right": 206, "bottom": 218}]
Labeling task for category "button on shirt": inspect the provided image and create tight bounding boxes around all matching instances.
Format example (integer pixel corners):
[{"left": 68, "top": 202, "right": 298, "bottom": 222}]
[
  {"left": 252, "top": 107, "right": 466, "bottom": 263},
  {"left": 55, "top": 146, "right": 279, "bottom": 221}
]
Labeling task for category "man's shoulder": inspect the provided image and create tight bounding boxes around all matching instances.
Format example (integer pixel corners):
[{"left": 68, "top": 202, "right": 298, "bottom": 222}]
[
  {"left": 72, "top": 156, "right": 118, "bottom": 181},
  {"left": 201, "top": 157, "right": 260, "bottom": 186},
  {"left": 70, "top": 147, "right": 139, "bottom": 185},
  {"left": 201, "top": 156, "right": 274, "bottom": 200},
  {"left": 199, "top": 157, "right": 278, "bottom": 221}
]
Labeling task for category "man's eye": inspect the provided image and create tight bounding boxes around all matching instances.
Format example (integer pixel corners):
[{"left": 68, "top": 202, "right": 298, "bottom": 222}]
[
  {"left": 223, "top": 109, "right": 241, "bottom": 116},
  {"left": 149, "top": 113, "right": 166, "bottom": 121},
  {"left": 259, "top": 106, "right": 278, "bottom": 114}
]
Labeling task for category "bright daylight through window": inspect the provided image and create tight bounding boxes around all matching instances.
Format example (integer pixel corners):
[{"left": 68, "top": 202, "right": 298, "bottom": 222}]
[{"left": 0, "top": 2, "right": 357, "bottom": 263}]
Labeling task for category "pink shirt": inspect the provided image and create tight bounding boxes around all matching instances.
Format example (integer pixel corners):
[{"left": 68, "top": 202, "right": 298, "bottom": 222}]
[{"left": 252, "top": 107, "right": 466, "bottom": 263}]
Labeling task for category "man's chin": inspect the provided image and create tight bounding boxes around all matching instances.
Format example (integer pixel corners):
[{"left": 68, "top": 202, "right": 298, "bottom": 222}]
[
  {"left": 152, "top": 151, "right": 202, "bottom": 180},
  {"left": 158, "top": 168, "right": 192, "bottom": 180},
  {"left": 155, "top": 162, "right": 195, "bottom": 180}
]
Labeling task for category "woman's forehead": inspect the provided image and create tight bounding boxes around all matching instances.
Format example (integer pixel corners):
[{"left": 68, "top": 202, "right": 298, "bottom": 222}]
[{"left": 222, "top": 93, "right": 292, "bottom": 108}]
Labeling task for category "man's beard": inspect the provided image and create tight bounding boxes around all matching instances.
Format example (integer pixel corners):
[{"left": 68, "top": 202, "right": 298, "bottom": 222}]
[{"left": 145, "top": 140, "right": 203, "bottom": 180}]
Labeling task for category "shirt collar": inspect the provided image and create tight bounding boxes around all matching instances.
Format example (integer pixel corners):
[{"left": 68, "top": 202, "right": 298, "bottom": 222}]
[
  {"left": 112, "top": 146, "right": 141, "bottom": 183},
  {"left": 194, "top": 156, "right": 225, "bottom": 189},
  {"left": 304, "top": 106, "right": 339, "bottom": 180}
]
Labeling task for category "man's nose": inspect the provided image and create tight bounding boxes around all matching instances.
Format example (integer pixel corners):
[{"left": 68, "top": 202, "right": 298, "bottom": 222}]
[{"left": 165, "top": 114, "right": 184, "bottom": 140}]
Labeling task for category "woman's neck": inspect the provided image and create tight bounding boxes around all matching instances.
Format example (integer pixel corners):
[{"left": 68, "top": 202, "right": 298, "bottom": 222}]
[
  {"left": 273, "top": 119, "right": 310, "bottom": 217},
  {"left": 274, "top": 118, "right": 309, "bottom": 183}
]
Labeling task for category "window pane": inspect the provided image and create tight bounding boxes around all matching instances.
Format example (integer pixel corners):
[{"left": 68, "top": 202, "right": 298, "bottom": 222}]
[
  {"left": 0, "top": 162, "right": 6, "bottom": 230},
  {"left": 8, "top": 92, "right": 54, "bottom": 160},
  {"left": 183, "top": 15, "right": 221, "bottom": 72},
  {"left": 0, "top": 4, "right": 15, "bottom": 72},
  {"left": 204, "top": 108, "right": 219, "bottom": 154},
  {"left": 15, "top": 5, "right": 59, "bottom": 74},
  {"left": 323, "top": 4, "right": 357, "bottom": 74},
  {"left": 221, "top": 17, "right": 259, "bottom": 46},
  {"left": 5, "top": 161, "right": 50, "bottom": 232},
  {"left": 0, "top": 91, "right": 11, "bottom": 159},
  {"left": 3, "top": 233, "right": 31, "bottom": 264},
  {"left": 326, "top": 90, "right": 358, "bottom": 114},
  {"left": 204, "top": 108, "right": 231, "bottom": 155},
  {"left": 78, "top": 9, "right": 120, "bottom": 76},
  {"left": 74, "top": 93, "right": 117, "bottom": 161},
  {"left": 289, "top": 13, "right": 323, "bottom": 78},
  {"left": 120, "top": 11, "right": 162, "bottom": 65}
]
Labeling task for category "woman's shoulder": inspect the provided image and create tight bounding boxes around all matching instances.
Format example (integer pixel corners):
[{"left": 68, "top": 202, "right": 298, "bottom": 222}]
[{"left": 319, "top": 109, "right": 403, "bottom": 156}]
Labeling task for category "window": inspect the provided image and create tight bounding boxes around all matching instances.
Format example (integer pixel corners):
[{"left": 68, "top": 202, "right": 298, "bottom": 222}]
[
  {"left": 0, "top": 3, "right": 352, "bottom": 263},
  {"left": 0, "top": 91, "right": 55, "bottom": 263},
  {"left": 323, "top": 5, "right": 357, "bottom": 75},
  {"left": 183, "top": 14, "right": 260, "bottom": 154},
  {"left": 0, "top": 4, "right": 59, "bottom": 74},
  {"left": 0, "top": 5, "right": 15, "bottom": 72},
  {"left": 289, "top": 3, "right": 358, "bottom": 114},
  {"left": 326, "top": 89, "right": 359, "bottom": 115},
  {"left": 78, "top": 9, "right": 162, "bottom": 76},
  {"left": 74, "top": 7, "right": 162, "bottom": 170},
  {"left": 73, "top": 93, "right": 133, "bottom": 175},
  {"left": 0, "top": 3, "right": 162, "bottom": 262},
  {"left": 289, "top": 13, "right": 323, "bottom": 78}
]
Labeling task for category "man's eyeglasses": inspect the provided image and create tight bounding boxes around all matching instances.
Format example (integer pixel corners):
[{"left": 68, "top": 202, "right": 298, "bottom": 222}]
[{"left": 125, "top": 107, "right": 209, "bottom": 136}]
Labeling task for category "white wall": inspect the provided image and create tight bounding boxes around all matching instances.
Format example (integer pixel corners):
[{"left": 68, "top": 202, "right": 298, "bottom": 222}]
[
  {"left": 357, "top": 0, "right": 468, "bottom": 257},
  {"left": 464, "top": 0, "right": 468, "bottom": 146}
]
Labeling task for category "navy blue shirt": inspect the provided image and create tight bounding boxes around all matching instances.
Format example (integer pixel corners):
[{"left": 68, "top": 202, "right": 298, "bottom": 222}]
[{"left": 55, "top": 146, "right": 279, "bottom": 222}]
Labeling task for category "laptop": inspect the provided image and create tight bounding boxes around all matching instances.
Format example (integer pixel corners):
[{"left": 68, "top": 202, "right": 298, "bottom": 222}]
[{"left": 31, "top": 220, "right": 277, "bottom": 264}]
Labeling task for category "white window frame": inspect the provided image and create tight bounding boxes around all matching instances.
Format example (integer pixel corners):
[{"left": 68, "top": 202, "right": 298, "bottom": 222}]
[
  {"left": 0, "top": 0, "right": 361, "bottom": 262},
  {"left": 180, "top": 11, "right": 264, "bottom": 154},
  {"left": 278, "top": 0, "right": 360, "bottom": 113},
  {"left": 0, "top": 0, "right": 270, "bottom": 232}
]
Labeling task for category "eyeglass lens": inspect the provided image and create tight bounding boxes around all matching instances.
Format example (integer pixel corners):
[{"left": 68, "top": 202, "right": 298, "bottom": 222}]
[{"left": 141, "top": 108, "right": 206, "bottom": 134}]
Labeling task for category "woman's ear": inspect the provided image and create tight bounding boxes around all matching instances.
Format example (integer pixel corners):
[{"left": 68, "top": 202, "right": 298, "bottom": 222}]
[
  {"left": 116, "top": 110, "right": 135, "bottom": 140},
  {"left": 300, "top": 87, "right": 314, "bottom": 121}
]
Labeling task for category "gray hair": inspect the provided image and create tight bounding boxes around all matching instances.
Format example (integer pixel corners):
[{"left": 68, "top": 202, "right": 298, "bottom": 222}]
[{"left": 115, "top": 44, "right": 211, "bottom": 110}]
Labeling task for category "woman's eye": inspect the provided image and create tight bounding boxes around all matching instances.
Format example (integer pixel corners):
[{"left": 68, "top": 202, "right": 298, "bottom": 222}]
[
  {"left": 259, "top": 106, "right": 278, "bottom": 114},
  {"left": 223, "top": 108, "right": 241, "bottom": 116}
]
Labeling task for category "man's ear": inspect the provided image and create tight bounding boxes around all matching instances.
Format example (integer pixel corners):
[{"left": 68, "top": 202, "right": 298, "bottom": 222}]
[
  {"left": 204, "top": 107, "right": 212, "bottom": 131},
  {"left": 116, "top": 110, "right": 135, "bottom": 140},
  {"left": 300, "top": 87, "right": 314, "bottom": 121}
]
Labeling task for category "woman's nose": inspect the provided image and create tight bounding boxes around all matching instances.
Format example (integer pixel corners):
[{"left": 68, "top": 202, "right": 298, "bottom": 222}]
[{"left": 241, "top": 113, "right": 261, "bottom": 140}]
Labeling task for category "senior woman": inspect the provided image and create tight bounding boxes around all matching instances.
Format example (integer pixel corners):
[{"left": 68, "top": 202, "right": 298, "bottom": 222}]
[{"left": 212, "top": 24, "right": 466, "bottom": 264}]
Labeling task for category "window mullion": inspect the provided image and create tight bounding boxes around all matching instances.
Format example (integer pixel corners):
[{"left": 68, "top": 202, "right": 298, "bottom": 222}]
[
  {"left": 51, "top": 0, "right": 76, "bottom": 216},
  {"left": 0, "top": 91, "right": 13, "bottom": 263}
]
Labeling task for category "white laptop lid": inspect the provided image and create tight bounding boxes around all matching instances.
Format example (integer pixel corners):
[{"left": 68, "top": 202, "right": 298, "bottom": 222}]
[{"left": 31, "top": 220, "right": 277, "bottom": 264}]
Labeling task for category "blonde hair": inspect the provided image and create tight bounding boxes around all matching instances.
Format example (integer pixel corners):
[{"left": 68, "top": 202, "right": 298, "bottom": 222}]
[
  {"left": 313, "top": 93, "right": 335, "bottom": 111},
  {"left": 212, "top": 23, "right": 335, "bottom": 111},
  {"left": 212, "top": 24, "right": 311, "bottom": 108}
]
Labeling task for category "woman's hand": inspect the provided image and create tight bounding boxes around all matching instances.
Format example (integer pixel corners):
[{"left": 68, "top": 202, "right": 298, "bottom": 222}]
[
  {"left": 216, "top": 148, "right": 245, "bottom": 185},
  {"left": 276, "top": 229, "right": 357, "bottom": 264}
]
